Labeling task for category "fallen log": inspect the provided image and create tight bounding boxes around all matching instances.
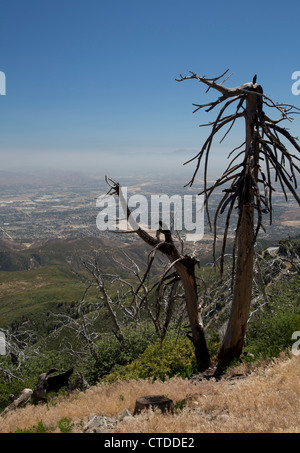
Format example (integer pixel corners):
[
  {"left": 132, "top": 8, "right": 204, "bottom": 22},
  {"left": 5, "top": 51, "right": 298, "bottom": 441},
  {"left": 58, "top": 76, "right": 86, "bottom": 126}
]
[{"left": 0, "top": 389, "right": 33, "bottom": 417}]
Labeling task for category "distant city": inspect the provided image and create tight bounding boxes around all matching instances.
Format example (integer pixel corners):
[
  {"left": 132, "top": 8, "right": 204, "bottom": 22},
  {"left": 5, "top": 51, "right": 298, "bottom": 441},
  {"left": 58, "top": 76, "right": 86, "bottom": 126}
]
[{"left": 0, "top": 170, "right": 299, "bottom": 249}]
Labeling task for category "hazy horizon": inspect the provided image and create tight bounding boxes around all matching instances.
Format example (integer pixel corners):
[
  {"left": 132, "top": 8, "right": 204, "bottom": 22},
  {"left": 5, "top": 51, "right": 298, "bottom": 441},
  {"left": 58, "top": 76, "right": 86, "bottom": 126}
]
[
  {"left": 0, "top": 147, "right": 232, "bottom": 181},
  {"left": 1, "top": 1, "right": 299, "bottom": 187}
]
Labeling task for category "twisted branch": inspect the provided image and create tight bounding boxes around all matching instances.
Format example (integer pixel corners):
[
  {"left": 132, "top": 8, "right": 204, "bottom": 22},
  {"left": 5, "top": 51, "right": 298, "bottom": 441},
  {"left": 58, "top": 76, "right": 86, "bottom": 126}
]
[{"left": 176, "top": 70, "right": 300, "bottom": 276}]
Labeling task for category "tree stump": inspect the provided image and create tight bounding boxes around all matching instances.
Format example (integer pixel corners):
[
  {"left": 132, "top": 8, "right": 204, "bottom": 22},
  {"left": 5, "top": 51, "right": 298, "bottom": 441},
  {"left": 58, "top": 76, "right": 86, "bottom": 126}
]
[{"left": 133, "top": 395, "right": 175, "bottom": 415}]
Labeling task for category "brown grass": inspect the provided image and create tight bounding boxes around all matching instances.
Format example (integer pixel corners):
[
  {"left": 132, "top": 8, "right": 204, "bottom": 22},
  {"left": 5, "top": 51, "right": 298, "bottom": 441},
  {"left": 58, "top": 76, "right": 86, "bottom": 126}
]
[{"left": 0, "top": 352, "right": 299, "bottom": 433}]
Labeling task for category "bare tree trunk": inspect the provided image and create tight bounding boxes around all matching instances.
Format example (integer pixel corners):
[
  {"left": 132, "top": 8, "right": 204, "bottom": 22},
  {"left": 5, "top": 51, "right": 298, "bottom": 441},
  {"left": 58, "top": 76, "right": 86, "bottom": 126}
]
[
  {"left": 149, "top": 243, "right": 211, "bottom": 371},
  {"left": 216, "top": 204, "right": 255, "bottom": 368},
  {"left": 84, "top": 259, "right": 126, "bottom": 346},
  {"left": 217, "top": 90, "right": 260, "bottom": 370},
  {"left": 174, "top": 258, "right": 211, "bottom": 371},
  {"left": 78, "top": 299, "right": 101, "bottom": 362}
]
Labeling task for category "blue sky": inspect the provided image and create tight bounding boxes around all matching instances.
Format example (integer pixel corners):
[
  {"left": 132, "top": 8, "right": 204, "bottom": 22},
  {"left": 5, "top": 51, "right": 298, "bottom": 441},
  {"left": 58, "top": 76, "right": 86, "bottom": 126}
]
[{"left": 0, "top": 0, "right": 300, "bottom": 180}]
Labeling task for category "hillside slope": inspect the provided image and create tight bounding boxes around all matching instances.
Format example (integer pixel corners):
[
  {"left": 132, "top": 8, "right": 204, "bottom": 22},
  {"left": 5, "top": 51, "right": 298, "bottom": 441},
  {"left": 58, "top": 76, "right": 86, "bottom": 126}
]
[
  {"left": 0, "top": 353, "right": 299, "bottom": 433},
  {"left": 0, "top": 236, "right": 153, "bottom": 272},
  {"left": 0, "top": 236, "right": 164, "bottom": 329}
]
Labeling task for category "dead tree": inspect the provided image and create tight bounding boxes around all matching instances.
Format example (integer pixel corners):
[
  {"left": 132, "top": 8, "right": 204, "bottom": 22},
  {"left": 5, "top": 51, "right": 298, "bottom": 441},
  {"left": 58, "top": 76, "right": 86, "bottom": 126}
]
[
  {"left": 104, "top": 178, "right": 211, "bottom": 372},
  {"left": 110, "top": 251, "right": 185, "bottom": 343},
  {"left": 32, "top": 368, "right": 74, "bottom": 404},
  {"left": 82, "top": 257, "right": 126, "bottom": 346},
  {"left": 0, "top": 328, "right": 39, "bottom": 382},
  {"left": 176, "top": 70, "right": 300, "bottom": 370}
]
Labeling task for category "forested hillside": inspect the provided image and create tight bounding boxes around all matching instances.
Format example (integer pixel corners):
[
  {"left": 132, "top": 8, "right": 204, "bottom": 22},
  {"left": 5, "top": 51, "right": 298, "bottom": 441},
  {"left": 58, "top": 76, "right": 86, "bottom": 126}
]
[{"left": 0, "top": 236, "right": 299, "bottom": 420}]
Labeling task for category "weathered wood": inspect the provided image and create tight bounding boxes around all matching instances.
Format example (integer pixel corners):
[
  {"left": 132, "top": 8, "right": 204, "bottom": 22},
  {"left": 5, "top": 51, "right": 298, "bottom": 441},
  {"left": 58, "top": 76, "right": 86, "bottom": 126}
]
[
  {"left": 0, "top": 389, "right": 33, "bottom": 417},
  {"left": 133, "top": 395, "right": 175, "bottom": 415},
  {"left": 73, "top": 371, "right": 90, "bottom": 391},
  {"left": 216, "top": 89, "right": 260, "bottom": 371},
  {"left": 32, "top": 367, "right": 74, "bottom": 404}
]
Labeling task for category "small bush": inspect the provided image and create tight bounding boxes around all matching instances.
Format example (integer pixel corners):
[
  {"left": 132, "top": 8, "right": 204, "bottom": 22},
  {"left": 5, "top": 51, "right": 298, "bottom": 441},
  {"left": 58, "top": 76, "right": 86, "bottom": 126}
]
[
  {"left": 245, "top": 276, "right": 300, "bottom": 358},
  {"left": 87, "top": 326, "right": 157, "bottom": 383},
  {"left": 175, "top": 398, "right": 187, "bottom": 412},
  {"left": 206, "top": 331, "right": 221, "bottom": 361},
  {"left": 15, "top": 420, "right": 51, "bottom": 433},
  {"left": 103, "top": 336, "right": 197, "bottom": 381},
  {"left": 57, "top": 417, "right": 74, "bottom": 433},
  {"left": 246, "top": 312, "right": 300, "bottom": 358}
]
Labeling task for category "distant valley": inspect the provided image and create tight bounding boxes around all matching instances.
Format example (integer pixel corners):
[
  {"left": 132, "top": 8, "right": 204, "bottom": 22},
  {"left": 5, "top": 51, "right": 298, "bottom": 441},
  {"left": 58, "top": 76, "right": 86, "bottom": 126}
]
[{"left": 0, "top": 171, "right": 299, "bottom": 333}]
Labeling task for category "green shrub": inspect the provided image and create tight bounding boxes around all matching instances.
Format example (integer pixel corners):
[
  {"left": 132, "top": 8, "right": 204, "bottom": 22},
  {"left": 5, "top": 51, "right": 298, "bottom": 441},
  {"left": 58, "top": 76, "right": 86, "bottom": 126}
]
[
  {"left": 246, "top": 312, "right": 300, "bottom": 358},
  {"left": 15, "top": 420, "right": 51, "bottom": 433},
  {"left": 175, "top": 398, "right": 187, "bottom": 412},
  {"left": 103, "top": 336, "right": 197, "bottom": 382},
  {"left": 57, "top": 417, "right": 74, "bottom": 433},
  {"left": 206, "top": 331, "right": 221, "bottom": 361},
  {"left": 245, "top": 276, "right": 300, "bottom": 358},
  {"left": 87, "top": 325, "right": 157, "bottom": 383}
]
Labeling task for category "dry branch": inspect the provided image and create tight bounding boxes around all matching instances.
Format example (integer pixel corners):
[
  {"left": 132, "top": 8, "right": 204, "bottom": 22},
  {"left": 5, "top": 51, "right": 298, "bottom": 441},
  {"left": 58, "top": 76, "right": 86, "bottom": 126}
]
[
  {"left": 176, "top": 69, "right": 300, "bottom": 370},
  {"left": 103, "top": 177, "right": 211, "bottom": 371}
]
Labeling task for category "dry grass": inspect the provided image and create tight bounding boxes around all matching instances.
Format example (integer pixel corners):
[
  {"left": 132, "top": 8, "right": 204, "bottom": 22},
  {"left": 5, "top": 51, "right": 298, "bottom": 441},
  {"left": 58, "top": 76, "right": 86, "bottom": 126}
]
[{"left": 0, "top": 352, "right": 299, "bottom": 433}]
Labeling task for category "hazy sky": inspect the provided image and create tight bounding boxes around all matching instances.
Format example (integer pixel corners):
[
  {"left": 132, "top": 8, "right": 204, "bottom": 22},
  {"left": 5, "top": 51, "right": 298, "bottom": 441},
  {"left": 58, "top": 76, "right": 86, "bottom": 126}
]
[{"left": 1, "top": 0, "right": 300, "bottom": 181}]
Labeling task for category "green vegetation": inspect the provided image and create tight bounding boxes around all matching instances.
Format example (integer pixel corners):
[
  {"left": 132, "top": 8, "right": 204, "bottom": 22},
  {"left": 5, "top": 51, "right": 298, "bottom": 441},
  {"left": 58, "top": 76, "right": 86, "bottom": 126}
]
[
  {"left": 245, "top": 276, "right": 300, "bottom": 358},
  {"left": 15, "top": 417, "right": 74, "bottom": 433},
  {"left": 15, "top": 420, "right": 50, "bottom": 433},
  {"left": 0, "top": 265, "right": 84, "bottom": 330},
  {"left": 86, "top": 326, "right": 158, "bottom": 382},
  {"left": 103, "top": 337, "right": 197, "bottom": 382},
  {"left": 56, "top": 417, "right": 74, "bottom": 433},
  {"left": 175, "top": 398, "right": 187, "bottom": 412},
  {"left": 0, "top": 237, "right": 157, "bottom": 332},
  {"left": 0, "top": 237, "right": 299, "bottom": 413}
]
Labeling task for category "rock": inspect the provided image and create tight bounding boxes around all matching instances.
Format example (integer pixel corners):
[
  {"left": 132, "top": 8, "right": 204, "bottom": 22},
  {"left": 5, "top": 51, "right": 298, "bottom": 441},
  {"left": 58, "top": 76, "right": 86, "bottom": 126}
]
[
  {"left": 216, "top": 414, "right": 229, "bottom": 421},
  {"left": 241, "top": 351, "right": 255, "bottom": 359},
  {"left": 133, "top": 395, "right": 175, "bottom": 416},
  {"left": 118, "top": 408, "right": 132, "bottom": 421},
  {"left": 84, "top": 415, "right": 117, "bottom": 433}
]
